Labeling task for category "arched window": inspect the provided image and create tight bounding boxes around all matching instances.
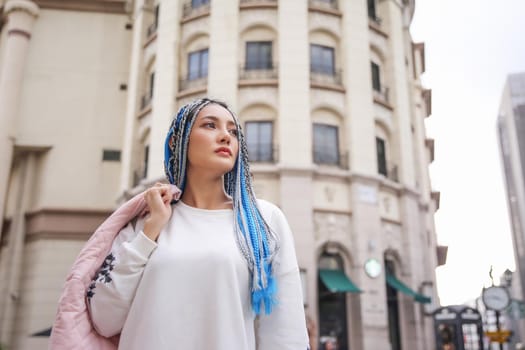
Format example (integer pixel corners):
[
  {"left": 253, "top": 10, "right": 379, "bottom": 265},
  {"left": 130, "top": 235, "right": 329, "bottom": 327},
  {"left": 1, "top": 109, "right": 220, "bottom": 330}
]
[
  {"left": 384, "top": 258, "right": 402, "bottom": 350},
  {"left": 318, "top": 252, "right": 349, "bottom": 350}
]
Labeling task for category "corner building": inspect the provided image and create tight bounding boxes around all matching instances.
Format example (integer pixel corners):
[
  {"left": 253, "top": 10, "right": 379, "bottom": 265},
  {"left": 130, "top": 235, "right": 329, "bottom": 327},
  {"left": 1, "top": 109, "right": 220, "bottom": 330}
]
[{"left": 0, "top": 0, "right": 442, "bottom": 349}]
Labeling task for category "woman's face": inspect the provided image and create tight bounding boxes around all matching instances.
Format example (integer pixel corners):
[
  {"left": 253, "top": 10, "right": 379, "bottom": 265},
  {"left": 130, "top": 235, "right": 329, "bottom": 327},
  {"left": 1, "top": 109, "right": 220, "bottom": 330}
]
[{"left": 186, "top": 103, "right": 239, "bottom": 176}]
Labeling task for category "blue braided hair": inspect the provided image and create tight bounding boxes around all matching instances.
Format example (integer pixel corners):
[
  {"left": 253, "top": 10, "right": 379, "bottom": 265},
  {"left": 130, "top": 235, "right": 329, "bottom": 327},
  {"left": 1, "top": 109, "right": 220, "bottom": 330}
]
[{"left": 164, "top": 98, "right": 280, "bottom": 315}]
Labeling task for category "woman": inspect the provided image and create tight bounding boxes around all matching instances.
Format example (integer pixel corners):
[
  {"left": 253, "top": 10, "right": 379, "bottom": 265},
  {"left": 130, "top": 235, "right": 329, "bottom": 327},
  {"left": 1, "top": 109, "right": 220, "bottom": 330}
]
[{"left": 85, "top": 98, "right": 309, "bottom": 349}]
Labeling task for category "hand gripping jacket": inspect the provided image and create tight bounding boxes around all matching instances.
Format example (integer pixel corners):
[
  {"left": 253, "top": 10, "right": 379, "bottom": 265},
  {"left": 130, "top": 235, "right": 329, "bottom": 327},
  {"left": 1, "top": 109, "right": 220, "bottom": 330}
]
[{"left": 48, "top": 185, "right": 181, "bottom": 350}]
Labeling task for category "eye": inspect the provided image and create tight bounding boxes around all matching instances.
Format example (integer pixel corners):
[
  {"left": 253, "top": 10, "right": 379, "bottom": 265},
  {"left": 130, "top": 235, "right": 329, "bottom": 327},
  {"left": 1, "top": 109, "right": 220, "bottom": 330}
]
[
  {"left": 228, "top": 129, "right": 238, "bottom": 137},
  {"left": 203, "top": 122, "right": 215, "bottom": 128}
]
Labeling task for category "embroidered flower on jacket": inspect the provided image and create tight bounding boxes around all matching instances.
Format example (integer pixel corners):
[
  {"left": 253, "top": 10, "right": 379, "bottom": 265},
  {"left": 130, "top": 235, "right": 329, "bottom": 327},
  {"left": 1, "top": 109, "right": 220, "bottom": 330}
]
[{"left": 86, "top": 252, "right": 116, "bottom": 301}]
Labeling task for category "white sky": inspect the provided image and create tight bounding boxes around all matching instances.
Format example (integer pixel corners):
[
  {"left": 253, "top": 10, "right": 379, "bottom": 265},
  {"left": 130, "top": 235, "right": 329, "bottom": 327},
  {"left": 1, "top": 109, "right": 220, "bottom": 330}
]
[{"left": 410, "top": 0, "right": 525, "bottom": 305}]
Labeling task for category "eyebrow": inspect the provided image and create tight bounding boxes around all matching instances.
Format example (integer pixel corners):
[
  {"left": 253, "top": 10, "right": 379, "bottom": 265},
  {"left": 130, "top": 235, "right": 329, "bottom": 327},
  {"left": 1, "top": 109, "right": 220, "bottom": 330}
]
[{"left": 200, "top": 115, "right": 236, "bottom": 126}]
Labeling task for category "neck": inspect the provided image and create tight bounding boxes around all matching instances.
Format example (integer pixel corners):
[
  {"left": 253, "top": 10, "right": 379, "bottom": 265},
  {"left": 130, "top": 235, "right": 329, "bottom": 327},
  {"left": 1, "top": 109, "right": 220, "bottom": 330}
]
[{"left": 181, "top": 170, "right": 232, "bottom": 210}]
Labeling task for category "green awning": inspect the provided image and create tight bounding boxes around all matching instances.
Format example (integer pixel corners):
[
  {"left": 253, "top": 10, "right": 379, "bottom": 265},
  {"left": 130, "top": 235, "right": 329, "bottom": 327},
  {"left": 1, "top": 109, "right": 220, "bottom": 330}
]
[
  {"left": 319, "top": 269, "right": 362, "bottom": 293},
  {"left": 386, "top": 272, "right": 431, "bottom": 304}
]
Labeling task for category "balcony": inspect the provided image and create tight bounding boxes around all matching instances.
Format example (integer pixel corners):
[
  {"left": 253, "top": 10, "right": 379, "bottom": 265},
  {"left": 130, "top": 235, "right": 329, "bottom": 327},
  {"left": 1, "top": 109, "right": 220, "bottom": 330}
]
[
  {"left": 373, "top": 86, "right": 391, "bottom": 106},
  {"left": 313, "top": 150, "right": 349, "bottom": 170},
  {"left": 146, "top": 22, "right": 157, "bottom": 39},
  {"left": 140, "top": 94, "right": 152, "bottom": 111},
  {"left": 368, "top": 13, "right": 382, "bottom": 26},
  {"left": 240, "top": 0, "right": 277, "bottom": 8},
  {"left": 133, "top": 167, "right": 147, "bottom": 187},
  {"left": 248, "top": 144, "right": 278, "bottom": 163},
  {"left": 310, "top": 66, "right": 343, "bottom": 87},
  {"left": 239, "top": 63, "right": 278, "bottom": 82},
  {"left": 182, "top": 1, "right": 210, "bottom": 20},
  {"left": 178, "top": 76, "right": 207, "bottom": 93},
  {"left": 379, "top": 162, "right": 398, "bottom": 182},
  {"left": 309, "top": 0, "right": 338, "bottom": 10}
]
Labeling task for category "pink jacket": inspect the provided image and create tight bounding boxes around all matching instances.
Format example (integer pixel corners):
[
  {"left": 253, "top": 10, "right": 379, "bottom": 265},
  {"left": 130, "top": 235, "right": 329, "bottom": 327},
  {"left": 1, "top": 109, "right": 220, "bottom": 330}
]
[{"left": 49, "top": 186, "right": 181, "bottom": 350}]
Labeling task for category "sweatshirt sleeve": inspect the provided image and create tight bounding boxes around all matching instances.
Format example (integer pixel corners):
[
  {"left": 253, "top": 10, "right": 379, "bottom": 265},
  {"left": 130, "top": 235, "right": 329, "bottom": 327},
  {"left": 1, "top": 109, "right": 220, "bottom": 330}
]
[
  {"left": 256, "top": 202, "right": 310, "bottom": 350},
  {"left": 86, "top": 219, "right": 157, "bottom": 338}
]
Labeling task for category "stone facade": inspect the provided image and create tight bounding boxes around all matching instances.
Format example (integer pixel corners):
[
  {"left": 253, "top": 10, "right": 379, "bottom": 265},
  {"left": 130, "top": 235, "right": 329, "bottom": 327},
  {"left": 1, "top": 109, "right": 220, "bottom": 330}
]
[{"left": 0, "top": 0, "right": 440, "bottom": 349}]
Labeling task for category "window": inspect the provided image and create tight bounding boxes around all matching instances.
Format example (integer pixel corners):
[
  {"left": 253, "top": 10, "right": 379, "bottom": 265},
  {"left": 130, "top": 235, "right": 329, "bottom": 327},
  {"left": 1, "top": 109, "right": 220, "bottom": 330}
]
[
  {"left": 102, "top": 149, "right": 121, "bottom": 162},
  {"left": 147, "top": 4, "right": 159, "bottom": 37},
  {"left": 318, "top": 253, "right": 349, "bottom": 350},
  {"left": 188, "top": 48, "right": 208, "bottom": 80},
  {"left": 149, "top": 71, "right": 155, "bottom": 98},
  {"left": 310, "top": 44, "right": 335, "bottom": 75},
  {"left": 385, "top": 259, "right": 402, "bottom": 350},
  {"left": 368, "top": 0, "right": 377, "bottom": 20},
  {"left": 376, "top": 137, "right": 387, "bottom": 176},
  {"left": 141, "top": 72, "right": 155, "bottom": 109},
  {"left": 143, "top": 145, "right": 149, "bottom": 179},
  {"left": 246, "top": 41, "right": 273, "bottom": 70},
  {"left": 191, "top": 0, "right": 209, "bottom": 7},
  {"left": 371, "top": 62, "right": 381, "bottom": 92},
  {"left": 311, "top": 0, "right": 338, "bottom": 9},
  {"left": 313, "top": 124, "right": 339, "bottom": 165},
  {"left": 153, "top": 4, "right": 159, "bottom": 30},
  {"left": 245, "top": 121, "right": 273, "bottom": 162}
]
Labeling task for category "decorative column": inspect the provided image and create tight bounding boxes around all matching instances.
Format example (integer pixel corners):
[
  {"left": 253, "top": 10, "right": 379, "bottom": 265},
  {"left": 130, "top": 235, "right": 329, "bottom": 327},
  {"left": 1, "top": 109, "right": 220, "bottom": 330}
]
[
  {"left": 0, "top": 0, "right": 39, "bottom": 242},
  {"left": 147, "top": 0, "right": 182, "bottom": 181},
  {"left": 119, "top": 0, "right": 146, "bottom": 192},
  {"left": 0, "top": 153, "right": 36, "bottom": 347},
  {"left": 207, "top": 0, "right": 238, "bottom": 108},
  {"left": 340, "top": 0, "right": 390, "bottom": 347}
]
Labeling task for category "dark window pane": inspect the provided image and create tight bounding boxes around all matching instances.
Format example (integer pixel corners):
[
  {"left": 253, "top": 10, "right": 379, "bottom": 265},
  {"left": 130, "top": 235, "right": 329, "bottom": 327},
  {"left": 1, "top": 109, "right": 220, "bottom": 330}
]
[
  {"left": 368, "top": 0, "right": 377, "bottom": 19},
  {"left": 154, "top": 4, "right": 159, "bottom": 27},
  {"left": 102, "top": 149, "right": 121, "bottom": 162},
  {"left": 192, "top": 0, "right": 209, "bottom": 7},
  {"left": 376, "top": 137, "right": 387, "bottom": 176},
  {"left": 313, "top": 124, "right": 339, "bottom": 165},
  {"left": 246, "top": 41, "right": 272, "bottom": 70},
  {"left": 371, "top": 62, "right": 381, "bottom": 91},
  {"left": 310, "top": 44, "right": 335, "bottom": 74},
  {"left": 201, "top": 49, "right": 208, "bottom": 77},
  {"left": 188, "top": 52, "right": 200, "bottom": 80},
  {"left": 144, "top": 145, "right": 149, "bottom": 178},
  {"left": 246, "top": 121, "right": 273, "bottom": 162},
  {"left": 149, "top": 72, "right": 155, "bottom": 98},
  {"left": 188, "top": 48, "right": 208, "bottom": 80}
]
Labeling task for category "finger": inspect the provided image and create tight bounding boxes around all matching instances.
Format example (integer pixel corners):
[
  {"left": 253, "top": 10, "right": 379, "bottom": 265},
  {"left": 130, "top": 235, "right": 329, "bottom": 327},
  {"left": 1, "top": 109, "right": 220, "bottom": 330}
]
[
  {"left": 161, "top": 190, "right": 173, "bottom": 204},
  {"left": 158, "top": 185, "right": 172, "bottom": 198}
]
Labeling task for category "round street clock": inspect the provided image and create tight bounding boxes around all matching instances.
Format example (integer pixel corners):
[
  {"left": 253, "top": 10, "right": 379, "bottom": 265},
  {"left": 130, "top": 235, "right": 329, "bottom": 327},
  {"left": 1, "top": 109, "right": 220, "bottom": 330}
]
[
  {"left": 482, "top": 286, "right": 510, "bottom": 311},
  {"left": 364, "top": 258, "right": 382, "bottom": 278}
]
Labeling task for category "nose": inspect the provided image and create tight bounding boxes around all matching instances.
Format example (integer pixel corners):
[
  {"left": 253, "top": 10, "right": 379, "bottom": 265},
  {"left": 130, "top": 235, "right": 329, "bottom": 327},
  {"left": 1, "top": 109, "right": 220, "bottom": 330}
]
[{"left": 219, "top": 127, "right": 231, "bottom": 144}]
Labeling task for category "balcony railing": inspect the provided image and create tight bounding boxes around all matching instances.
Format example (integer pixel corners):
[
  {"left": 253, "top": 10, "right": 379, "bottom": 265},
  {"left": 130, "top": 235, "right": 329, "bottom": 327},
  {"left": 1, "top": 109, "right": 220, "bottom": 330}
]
[
  {"left": 248, "top": 144, "right": 278, "bottom": 163},
  {"left": 182, "top": 1, "right": 210, "bottom": 19},
  {"left": 308, "top": 0, "right": 338, "bottom": 10},
  {"left": 239, "top": 63, "right": 278, "bottom": 81},
  {"left": 313, "top": 150, "right": 349, "bottom": 170},
  {"left": 368, "top": 14, "right": 382, "bottom": 25},
  {"left": 379, "top": 162, "right": 398, "bottom": 182},
  {"left": 146, "top": 22, "right": 157, "bottom": 38},
  {"left": 179, "top": 76, "right": 208, "bottom": 92},
  {"left": 388, "top": 164, "right": 398, "bottom": 182},
  {"left": 240, "top": 0, "right": 277, "bottom": 4},
  {"left": 140, "top": 94, "right": 152, "bottom": 110},
  {"left": 310, "top": 68, "right": 343, "bottom": 86},
  {"left": 373, "top": 86, "right": 390, "bottom": 104},
  {"left": 133, "top": 167, "right": 147, "bottom": 187}
]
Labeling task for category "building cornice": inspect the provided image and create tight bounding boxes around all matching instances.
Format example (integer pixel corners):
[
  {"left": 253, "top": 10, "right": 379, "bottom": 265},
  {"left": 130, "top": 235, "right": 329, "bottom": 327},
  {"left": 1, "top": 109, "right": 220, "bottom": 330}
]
[
  {"left": 5, "top": 0, "right": 39, "bottom": 17},
  {"left": 32, "top": 0, "right": 127, "bottom": 14},
  {"left": 25, "top": 207, "right": 113, "bottom": 238}
]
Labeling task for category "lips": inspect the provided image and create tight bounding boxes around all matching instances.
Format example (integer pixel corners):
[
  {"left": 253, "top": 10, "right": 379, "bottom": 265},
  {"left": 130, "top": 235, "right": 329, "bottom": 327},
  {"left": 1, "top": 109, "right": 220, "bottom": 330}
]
[{"left": 215, "top": 147, "right": 232, "bottom": 156}]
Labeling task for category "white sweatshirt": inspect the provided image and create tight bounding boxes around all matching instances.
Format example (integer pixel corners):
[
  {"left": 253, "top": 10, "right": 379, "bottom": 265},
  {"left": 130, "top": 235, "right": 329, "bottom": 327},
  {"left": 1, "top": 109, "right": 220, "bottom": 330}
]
[{"left": 87, "top": 199, "right": 309, "bottom": 350}]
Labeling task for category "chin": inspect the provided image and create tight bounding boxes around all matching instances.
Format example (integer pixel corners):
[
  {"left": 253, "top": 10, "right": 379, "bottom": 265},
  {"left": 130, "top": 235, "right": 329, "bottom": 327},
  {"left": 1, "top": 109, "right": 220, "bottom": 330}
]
[{"left": 211, "top": 160, "right": 236, "bottom": 175}]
